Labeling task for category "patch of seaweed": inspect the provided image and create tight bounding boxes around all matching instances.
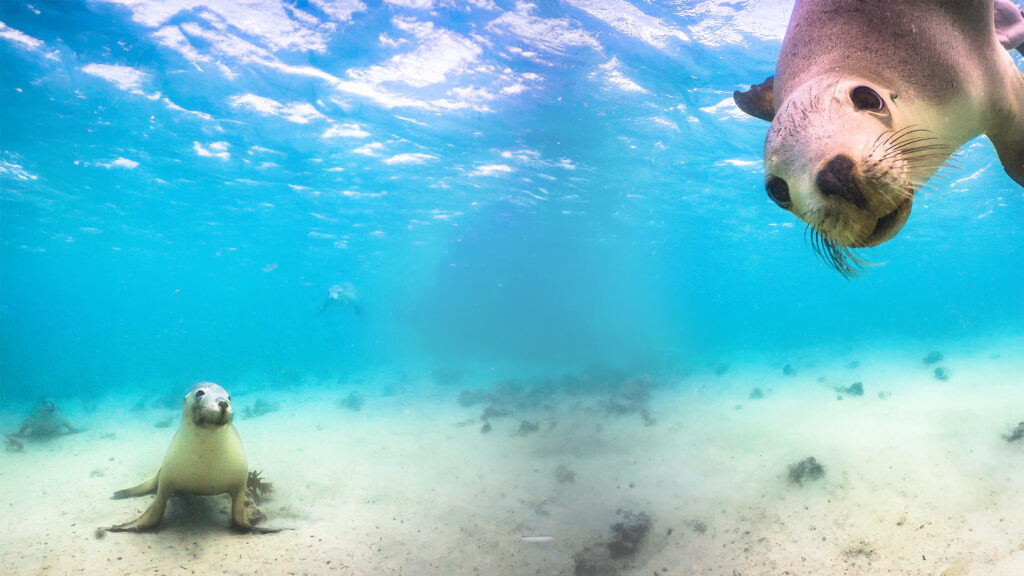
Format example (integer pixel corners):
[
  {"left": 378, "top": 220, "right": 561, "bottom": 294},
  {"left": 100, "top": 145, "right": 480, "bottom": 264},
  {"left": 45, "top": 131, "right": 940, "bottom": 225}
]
[
  {"left": 834, "top": 382, "right": 864, "bottom": 398},
  {"left": 572, "top": 510, "right": 652, "bottom": 576},
  {"left": 787, "top": 457, "right": 825, "bottom": 486},
  {"left": 246, "top": 469, "right": 274, "bottom": 503},
  {"left": 555, "top": 464, "right": 576, "bottom": 484},
  {"left": 606, "top": 510, "right": 651, "bottom": 558},
  {"left": 338, "top": 392, "right": 365, "bottom": 412},
  {"left": 515, "top": 420, "right": 539, "bottom": 436}
]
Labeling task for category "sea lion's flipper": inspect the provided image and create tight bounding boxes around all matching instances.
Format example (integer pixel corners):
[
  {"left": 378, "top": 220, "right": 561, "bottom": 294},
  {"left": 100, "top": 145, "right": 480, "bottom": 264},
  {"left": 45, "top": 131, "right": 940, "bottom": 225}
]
[
  {"left": 993, "top": 0, "right": 1024, "bottom": 52},
  {"left": 112, "top": 473, "right": 159, "bottom": 499},
  {"left": 107, "top": 487, "right": 170, "bottom": 532},
  {"left": 733, "top": 76, "right": 775, "bottom": 121},
  {"left": 988, "top": 72, "right": 1024, "bottom": 187},
  {"left": 991, "top": 125, "right": 1024, "bottom": 186},
  {"left": 230, "top": 487, "right": 254, "bottom": 530},
  {"left": 353, "top": 303, "right": 364, "bottom": 318},
  {"left": 61, "top": 417, "right": 82, "bottom": 434},
  {"left": 228, "top": 488, "right": 285, "bottom": 533}
]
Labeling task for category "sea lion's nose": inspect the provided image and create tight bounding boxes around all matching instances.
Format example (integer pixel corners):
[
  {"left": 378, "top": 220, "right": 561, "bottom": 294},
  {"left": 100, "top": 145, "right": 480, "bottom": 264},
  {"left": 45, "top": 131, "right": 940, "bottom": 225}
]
[
  {"left": 765, "top": 175, "right": 791, "bottom": 209},
  {"left": 218, "top": 400, "right": 229, "bottom": 411},
  {"left": 816, "top": 155, "right": 866, "bottom": 208}
]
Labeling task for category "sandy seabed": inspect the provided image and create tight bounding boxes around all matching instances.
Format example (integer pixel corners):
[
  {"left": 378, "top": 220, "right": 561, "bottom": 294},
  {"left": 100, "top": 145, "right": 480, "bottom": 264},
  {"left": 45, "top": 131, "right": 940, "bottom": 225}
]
[{"left": 2, "top": 342, "right": 1023, "bottom": 576}]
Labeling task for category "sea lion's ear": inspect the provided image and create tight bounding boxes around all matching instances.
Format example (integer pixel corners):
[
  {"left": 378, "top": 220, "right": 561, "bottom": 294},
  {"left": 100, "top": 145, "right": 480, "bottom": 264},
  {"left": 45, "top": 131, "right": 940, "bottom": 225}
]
[{"left": 733, "top": 76, "right": 775, "bottom": 121}]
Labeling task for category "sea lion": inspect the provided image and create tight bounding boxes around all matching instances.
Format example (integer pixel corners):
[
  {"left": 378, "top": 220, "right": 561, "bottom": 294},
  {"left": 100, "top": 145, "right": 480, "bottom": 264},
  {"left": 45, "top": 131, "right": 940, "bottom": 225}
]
[
  {"left": 7, "top": 396, "right": 81, "bottom": 439},
  {"left": 321, "top": 281, "right": 363, "bottom": 317},
  {"left": 734, "top": 0, "right": 1024, "bottom": 276},
  {"left": 108, "top": 382, "right": 272, "bottom": 532}
]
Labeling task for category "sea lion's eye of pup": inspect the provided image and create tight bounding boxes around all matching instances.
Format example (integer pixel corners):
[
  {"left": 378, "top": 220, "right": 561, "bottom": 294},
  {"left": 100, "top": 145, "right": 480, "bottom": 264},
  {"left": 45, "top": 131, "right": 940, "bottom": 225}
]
[
  {"left": 194, "top": 390, "right": 205, "bottom": 398},
  {"left": 851, "top": 86, "right": 885, "bottom": 112},
  {"left": 765, "top": 176, "right": 792, "bottom": 209}
]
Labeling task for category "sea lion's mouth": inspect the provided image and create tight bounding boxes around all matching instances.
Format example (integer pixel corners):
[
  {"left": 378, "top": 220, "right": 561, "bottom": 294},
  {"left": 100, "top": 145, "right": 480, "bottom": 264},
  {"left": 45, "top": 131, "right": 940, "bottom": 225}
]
[
  {"left": 862, "top": 195, "right": 913, "bottom": 247},
  {"left": 192, "top": 402, "right": 232, "bottom": 427}
]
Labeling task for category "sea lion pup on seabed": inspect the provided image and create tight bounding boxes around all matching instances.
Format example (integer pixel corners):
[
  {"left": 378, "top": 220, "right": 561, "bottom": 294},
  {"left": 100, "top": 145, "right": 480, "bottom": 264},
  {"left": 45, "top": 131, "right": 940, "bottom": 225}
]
[
  {"left": 734, "top": 0, "right": 1024, "bottom": 276},
  {"left": 108, "top": 382, "right": 277, "bottom": 533}
]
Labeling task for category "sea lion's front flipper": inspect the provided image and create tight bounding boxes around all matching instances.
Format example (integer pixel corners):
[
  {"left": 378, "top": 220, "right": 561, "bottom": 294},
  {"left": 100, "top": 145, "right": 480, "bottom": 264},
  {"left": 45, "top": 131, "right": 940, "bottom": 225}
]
[
  {"left": 733, "top": 76, "right": 775, "bottom": 121},
  {"left": 991, "top": 125, "right": 1024, "bottom": 186},
  {"left": 993, "top": 0, "right": 1024, "bottom": 53},
  {"left": 112, "top": 472, "right": 159, "bottom": 499},
  {"left": 107, "top": 487, "right": 171, "bottom": 532},
  {"left": 229, "top": 488, "right": 283, "bottom": 533},
  {"left": 988, "top": 76, "right": 1024, "bottom": 187}
]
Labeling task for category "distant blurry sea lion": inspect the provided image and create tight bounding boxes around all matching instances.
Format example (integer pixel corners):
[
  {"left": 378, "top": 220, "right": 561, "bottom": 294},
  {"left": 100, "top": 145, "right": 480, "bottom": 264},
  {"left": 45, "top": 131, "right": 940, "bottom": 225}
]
[
  {"left": 321, "top": 282, "right": 363, "bottom": 317},
  {"left": 734, "top": 0, "right": 1024, "bottom": 276},
  {"left": 108, "top": 382, "right": 274, "bottom": 532},
  {"left": 7, "top": 396, "right": 81, "bottom": 439}
]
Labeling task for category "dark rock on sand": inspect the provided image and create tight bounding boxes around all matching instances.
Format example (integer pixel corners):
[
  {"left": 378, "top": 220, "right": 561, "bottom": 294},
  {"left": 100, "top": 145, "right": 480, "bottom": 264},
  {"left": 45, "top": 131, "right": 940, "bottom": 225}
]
[
  {"left": 933, "top": 367, "right": 951, "bottom": 381},
  {"left": 783, "top": 364, "right": 797, "bottom": 376},
  {"left": 749, "top": 388, "right": 764, "bottom": 400}
]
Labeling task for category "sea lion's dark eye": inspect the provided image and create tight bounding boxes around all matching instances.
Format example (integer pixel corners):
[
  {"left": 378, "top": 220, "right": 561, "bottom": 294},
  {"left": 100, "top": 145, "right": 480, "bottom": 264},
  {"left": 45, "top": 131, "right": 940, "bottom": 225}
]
[
  {"left": 194, "top": 390, "right": 205, "bottom": 398},
  {"left": 765, "top": 176, "right": 792, "bottom": 209},
  {"left": 851, "top": 86, "right": 885, "bottom": 112}
]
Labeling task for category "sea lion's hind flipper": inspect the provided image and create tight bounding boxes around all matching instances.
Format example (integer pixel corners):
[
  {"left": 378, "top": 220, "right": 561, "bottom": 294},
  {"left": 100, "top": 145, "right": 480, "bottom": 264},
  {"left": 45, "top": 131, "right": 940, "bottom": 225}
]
[
  {"left": 112, "top": 472, "right": 159, "bottom": 499},
  {"left": 733, "top": 76, "right": 776, "bottom": 121}
]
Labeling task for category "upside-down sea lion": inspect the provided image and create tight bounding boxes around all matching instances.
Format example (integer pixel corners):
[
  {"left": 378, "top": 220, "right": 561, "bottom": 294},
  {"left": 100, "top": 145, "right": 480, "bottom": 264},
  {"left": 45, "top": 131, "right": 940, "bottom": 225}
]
[
  {"left": 107, "top": 382, "right": 274, "bottom": 532},
  {"left": 734, "top": 0, "right": 1024, "bottom": 276}
]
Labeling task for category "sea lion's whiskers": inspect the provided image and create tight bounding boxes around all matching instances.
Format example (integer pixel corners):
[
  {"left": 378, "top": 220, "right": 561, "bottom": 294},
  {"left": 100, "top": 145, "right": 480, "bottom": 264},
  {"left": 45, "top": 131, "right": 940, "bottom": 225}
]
[{"left": 803, "top": 218, "right": 871, "bottom": 279}]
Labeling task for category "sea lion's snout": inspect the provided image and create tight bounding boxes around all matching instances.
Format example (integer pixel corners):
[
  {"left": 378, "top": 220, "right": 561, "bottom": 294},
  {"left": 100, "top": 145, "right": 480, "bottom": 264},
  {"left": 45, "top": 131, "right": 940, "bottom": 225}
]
[{"left": 815, "top": 155, "right": 866, "bottom": 209}]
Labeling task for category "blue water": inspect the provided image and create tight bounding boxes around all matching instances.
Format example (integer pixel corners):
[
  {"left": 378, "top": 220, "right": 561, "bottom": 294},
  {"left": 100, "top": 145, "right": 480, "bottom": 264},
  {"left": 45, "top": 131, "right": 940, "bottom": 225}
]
[{"left": 1, "top": 0, "right": 1022, "bottom": 403}]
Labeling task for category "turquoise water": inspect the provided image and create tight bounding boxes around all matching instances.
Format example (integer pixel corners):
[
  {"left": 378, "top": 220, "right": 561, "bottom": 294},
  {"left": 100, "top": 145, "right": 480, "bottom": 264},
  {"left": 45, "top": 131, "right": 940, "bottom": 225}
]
[{"left": 1, "top": 0, "right": 1022, "bottom": 400}]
